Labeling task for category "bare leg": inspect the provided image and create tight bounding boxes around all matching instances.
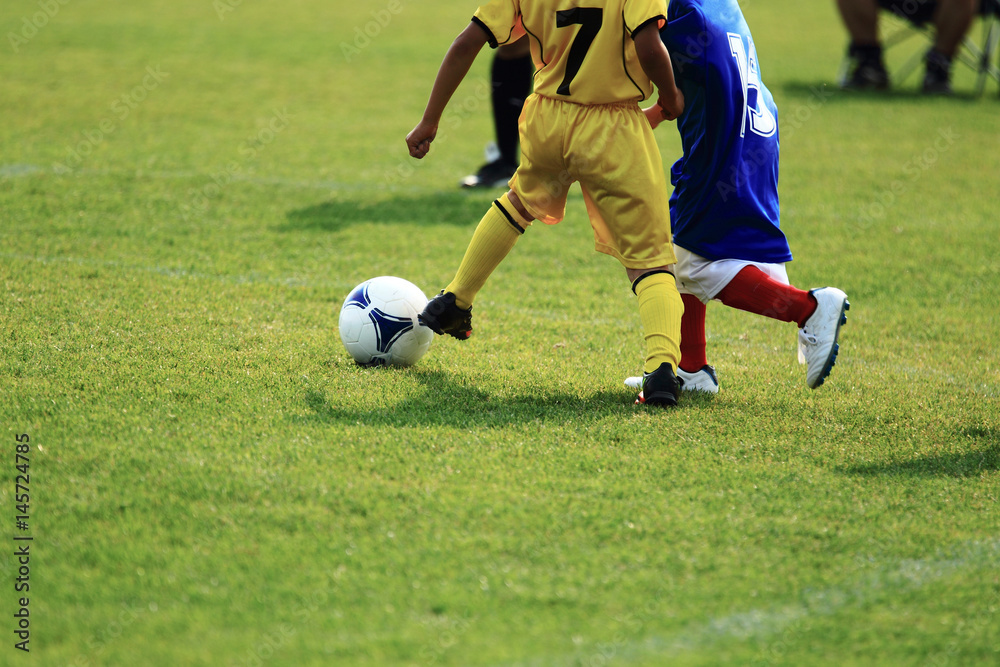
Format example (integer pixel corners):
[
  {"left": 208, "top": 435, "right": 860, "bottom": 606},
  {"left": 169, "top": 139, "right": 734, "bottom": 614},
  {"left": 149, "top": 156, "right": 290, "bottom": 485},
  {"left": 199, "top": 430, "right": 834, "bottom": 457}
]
[
  {"left": 625, "top": 266, "right": 671, "bottom": 284},
  {"left": 837, "top": 0, "right": 889, "bottom": 89},
  {"left": 923, "top": 0, "right": 977, "bottom": 93},
  {"left": 504, "top": 190, "right": 534, "bottom": 223},
  {"left": 933, "top": 0, "right": 978, "bottom": 57},
  {"left": 836, "top": 0, "right": 881, "bottom": 44}
]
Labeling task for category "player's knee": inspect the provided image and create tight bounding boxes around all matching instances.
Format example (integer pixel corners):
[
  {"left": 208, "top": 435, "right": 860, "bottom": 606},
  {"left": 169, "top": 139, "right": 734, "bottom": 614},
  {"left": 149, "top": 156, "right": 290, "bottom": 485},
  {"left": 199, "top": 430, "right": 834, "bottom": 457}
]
[
  {"left": 500, "top": 190, "right": 534, "bottom": 229},
  {"left": 628, "top": 267, "right": 675, "bottom": 293}
]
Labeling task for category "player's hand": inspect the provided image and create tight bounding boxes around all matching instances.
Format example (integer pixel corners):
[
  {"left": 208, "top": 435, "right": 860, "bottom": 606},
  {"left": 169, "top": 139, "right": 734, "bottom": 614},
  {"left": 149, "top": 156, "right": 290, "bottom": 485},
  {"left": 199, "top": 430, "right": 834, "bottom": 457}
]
[
  {"left": 642, "top": 104, "right": 665, "bottom": 130},
  {"left": 406, "top": 121, "right": 438, "bottom": 159},
  {"left": 657, "top": 87, "right": 685, "bottom": 121}
]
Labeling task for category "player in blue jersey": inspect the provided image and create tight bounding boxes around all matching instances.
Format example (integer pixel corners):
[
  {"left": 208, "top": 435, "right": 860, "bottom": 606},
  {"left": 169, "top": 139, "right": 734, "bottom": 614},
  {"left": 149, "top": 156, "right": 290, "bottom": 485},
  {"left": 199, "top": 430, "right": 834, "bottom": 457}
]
[{"left": 626, "top": 0, "right": 850, "bottom": 395}]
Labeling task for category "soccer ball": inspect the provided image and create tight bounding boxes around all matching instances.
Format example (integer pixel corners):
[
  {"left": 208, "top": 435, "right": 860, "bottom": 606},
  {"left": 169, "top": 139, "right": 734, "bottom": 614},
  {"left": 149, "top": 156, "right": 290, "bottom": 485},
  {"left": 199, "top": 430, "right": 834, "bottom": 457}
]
[{"left": 338, "top": 276, "right": 433, "bottom": 367}]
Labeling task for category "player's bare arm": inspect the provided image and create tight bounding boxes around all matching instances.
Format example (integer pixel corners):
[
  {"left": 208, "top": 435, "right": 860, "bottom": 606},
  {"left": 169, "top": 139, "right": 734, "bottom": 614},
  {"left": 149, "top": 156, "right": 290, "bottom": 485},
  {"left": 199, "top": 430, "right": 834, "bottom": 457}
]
[
  {"left": 406, "top": 22, "right": 491, "bottom": 159},
  {"left": 633, "top": 23, "right": 684, "bottom": 120}
]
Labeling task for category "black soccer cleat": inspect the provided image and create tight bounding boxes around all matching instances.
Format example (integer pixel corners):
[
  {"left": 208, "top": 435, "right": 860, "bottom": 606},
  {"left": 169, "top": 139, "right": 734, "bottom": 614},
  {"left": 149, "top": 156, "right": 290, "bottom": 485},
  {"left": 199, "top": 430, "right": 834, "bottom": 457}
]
[
  {"left": 635, "top": 362, "right": 679, "bottom": 408},
  {"left": 842, "top": 61, "right": 889, "bottom": 91},
  {"left": 840, "top": 44, "right": 889, "bottom": 91},
  {"left": 460, "top": 159, "right": 517, "bottom": 189},
  {"left": 419, "top": 291, "right": 473, "bottom": 340},
  {"left": 922, "top": 49, "right": 953, "bottom": 95}
]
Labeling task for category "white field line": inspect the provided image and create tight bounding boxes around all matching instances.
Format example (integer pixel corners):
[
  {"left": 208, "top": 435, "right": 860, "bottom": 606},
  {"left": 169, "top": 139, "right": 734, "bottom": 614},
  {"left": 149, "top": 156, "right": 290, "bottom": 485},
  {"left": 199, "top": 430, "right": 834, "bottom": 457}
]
[{"left": 504, "top": 538, "right": 1000, "bottom": 667}]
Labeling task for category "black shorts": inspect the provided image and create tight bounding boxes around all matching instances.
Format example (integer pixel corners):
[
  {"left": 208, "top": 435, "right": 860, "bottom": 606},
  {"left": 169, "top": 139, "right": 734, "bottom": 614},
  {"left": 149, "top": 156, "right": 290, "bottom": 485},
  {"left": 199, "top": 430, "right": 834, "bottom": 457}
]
[{"left": 877, "top": 0, "right": 938, "bottom": 26}]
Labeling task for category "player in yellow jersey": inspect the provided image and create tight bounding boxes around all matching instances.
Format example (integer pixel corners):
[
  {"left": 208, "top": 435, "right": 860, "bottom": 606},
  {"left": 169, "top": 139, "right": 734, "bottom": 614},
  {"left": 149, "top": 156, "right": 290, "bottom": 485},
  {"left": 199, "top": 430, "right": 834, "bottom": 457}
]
[{"left": 406, "top": 0, "right": 686, "bottom": 406}]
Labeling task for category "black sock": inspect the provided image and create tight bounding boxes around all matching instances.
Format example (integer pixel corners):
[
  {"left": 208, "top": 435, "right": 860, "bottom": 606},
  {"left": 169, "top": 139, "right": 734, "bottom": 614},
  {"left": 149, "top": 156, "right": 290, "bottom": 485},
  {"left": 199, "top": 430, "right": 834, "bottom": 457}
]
[
  {"left": 925, "top": 49, "right": 952, "bottom": 77},
  {"left": 491, "top": 53, "right": 532, "bottom": 166},
  {"left": 849, "top": 42, "right": 883, "bottom": 65}
]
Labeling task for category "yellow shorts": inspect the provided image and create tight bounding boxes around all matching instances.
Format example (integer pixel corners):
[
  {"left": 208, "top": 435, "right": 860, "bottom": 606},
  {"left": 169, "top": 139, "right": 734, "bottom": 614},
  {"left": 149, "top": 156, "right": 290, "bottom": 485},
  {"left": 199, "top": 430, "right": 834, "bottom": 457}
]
[{"left": 509, "top": 94, "right": 676, "bottom": 269}]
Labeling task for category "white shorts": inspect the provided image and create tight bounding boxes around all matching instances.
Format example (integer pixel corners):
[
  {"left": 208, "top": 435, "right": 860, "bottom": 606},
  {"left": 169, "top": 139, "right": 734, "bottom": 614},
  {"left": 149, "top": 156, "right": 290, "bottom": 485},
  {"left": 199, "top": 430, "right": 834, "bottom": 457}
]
[{"left": 673, "top": 245, "right": 789, "bottom": 303}]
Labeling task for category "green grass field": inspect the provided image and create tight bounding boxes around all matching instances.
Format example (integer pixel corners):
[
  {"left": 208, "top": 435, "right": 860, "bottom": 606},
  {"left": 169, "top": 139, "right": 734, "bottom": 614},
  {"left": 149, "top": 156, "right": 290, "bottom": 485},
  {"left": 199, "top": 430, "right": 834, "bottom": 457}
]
[{"left": 2, "top": 0, "right": 999, "bottom": 664}]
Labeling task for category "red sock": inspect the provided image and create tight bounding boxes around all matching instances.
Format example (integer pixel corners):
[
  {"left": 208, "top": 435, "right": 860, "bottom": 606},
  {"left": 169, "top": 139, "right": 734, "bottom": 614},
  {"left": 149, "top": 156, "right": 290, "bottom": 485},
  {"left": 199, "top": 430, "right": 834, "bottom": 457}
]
[
  {"left": 716, "top": 266, "right": 817, "bottom": 327},
  {"left": 679, "top": 293, "right": 708, "bottom": 373}
]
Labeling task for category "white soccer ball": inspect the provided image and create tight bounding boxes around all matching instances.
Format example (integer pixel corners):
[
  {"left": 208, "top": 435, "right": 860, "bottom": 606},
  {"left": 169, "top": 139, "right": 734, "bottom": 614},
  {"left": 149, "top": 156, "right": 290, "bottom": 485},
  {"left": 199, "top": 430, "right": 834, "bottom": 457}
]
[{"left": 338, "top": 276, "right": 434, "bottom": 367}]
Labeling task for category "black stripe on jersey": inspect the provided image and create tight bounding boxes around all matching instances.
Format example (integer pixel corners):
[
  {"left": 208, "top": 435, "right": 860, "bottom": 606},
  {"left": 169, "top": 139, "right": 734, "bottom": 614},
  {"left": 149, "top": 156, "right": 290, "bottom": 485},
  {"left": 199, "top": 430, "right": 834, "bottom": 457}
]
[
  {"left": 630, "top": 269, "right": 675, "bottom": 294},
  {"left": 521, "top": 21, "right": 547, "bottom": 79},
  {"left": 493, "top": 199, "right": 526, "bottom": 234},
  {"left": 621, "top": 13, "right": 666, "bottom": 101},
  {"left": 630, "top": 16, "right": 664, "bottom": 39},
  {"left": 472, "top": 16, "right": 499, "bottom": 48}
]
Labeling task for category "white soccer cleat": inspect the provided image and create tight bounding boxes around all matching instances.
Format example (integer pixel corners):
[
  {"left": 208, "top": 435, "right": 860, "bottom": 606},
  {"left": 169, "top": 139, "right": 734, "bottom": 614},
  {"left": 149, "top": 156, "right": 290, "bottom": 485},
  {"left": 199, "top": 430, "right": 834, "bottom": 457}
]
[
  {"left": 677, "top": 365, "right": 720, "bottom": 393},
  {"left": 625, "top": 365, "right": 719, "bottom": 394},
  {"left": 797, "top": 287, "right": 850, "bottom": 389}
]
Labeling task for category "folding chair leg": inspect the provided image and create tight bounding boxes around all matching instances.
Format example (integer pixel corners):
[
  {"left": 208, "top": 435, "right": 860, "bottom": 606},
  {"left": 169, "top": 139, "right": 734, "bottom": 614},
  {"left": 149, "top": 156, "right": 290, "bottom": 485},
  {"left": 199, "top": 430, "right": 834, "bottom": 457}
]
[{"left": 974, "top": 15, "right": 1000, "bottom": 96}]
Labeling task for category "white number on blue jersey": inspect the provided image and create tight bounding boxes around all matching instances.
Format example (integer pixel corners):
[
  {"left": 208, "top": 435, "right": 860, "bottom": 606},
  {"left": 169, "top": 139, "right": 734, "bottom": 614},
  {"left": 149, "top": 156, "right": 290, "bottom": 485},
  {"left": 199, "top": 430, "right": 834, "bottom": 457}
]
[{"left": 727, "top": 32, "right": 777, "bottom": 138}]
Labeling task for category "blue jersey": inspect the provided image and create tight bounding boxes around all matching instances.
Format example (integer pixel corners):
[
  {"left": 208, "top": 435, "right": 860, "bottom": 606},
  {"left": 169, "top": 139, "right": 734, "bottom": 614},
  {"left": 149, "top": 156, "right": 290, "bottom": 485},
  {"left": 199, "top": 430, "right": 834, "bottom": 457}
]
[{"left": 661, "top": 0, "right": 791, "bottom": 263}]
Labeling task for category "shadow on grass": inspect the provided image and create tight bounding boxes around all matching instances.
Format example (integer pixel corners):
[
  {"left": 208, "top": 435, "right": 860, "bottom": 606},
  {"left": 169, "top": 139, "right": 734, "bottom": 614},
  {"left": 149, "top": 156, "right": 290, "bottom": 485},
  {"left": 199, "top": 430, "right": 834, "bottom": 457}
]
[
  {"left": 841, "top": 426, "right": 999, "bottom": 478},
  {"left": 280, "top": 191, "right": 496, "bottom": 232},
  {"left": 299, "top": 370, "right": 655, "bottom": 429}
]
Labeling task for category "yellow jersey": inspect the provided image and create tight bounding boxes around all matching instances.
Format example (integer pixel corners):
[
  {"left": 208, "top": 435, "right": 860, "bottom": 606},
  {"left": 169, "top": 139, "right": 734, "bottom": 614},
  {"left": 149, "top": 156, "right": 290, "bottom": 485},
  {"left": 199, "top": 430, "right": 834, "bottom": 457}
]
[{"left": 473, "top": 0, "right": 667, "bottom": 105}]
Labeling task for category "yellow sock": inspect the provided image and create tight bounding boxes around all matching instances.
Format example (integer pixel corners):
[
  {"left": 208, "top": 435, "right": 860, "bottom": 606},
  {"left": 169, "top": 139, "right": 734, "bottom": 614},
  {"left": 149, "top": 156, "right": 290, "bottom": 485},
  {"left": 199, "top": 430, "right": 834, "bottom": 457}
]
[
  {"left": 634, "top": 272, "right": 683, "bottom": 374},
  {"left": 445, "top": 193, "right": 528, "bottom": 309}
]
